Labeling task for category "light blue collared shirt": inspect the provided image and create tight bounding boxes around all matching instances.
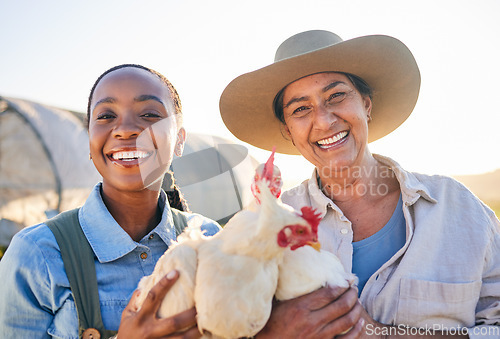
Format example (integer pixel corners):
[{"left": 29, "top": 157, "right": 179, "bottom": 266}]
[{"left": 0, "top": 183, "right": 221, "bottom": 338}]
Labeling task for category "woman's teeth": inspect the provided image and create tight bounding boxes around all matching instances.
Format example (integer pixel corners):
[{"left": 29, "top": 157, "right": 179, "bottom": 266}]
[
  {"left": 111, "top": 151, "right": 150, "bottom": 161},
  {"left": 317, "top": 131, "right": 348, "bottom": 148}
]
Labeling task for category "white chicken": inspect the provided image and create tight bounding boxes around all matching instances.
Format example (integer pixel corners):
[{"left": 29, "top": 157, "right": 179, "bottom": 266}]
[
  {"left": 249, "top": 150, "right": 356, "bottom": 301},
  {"left": 276, "top": 245, "right": 357, "bottom": 301},
  {"left": 194, "top": 156, "right": 321, "bottom": 338},
  {"left": 134, "top": 223, "right": 206, "bottom": 318},
  {"left": 274, "top": 176, "right": 356, "bottom": 300},
  {"left": 135, "top": 150, "right": 322, "bottom": 339}
]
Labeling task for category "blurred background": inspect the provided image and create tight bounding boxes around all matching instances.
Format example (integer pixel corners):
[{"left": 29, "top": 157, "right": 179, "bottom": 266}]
[{"left": 1, "top": 0, "right": 499, "bottom": 257}]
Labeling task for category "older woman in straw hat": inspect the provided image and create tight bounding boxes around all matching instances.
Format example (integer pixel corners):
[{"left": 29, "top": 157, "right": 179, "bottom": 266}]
[{"left": 221, "top": 31, "right": 500, "bottom": 338}]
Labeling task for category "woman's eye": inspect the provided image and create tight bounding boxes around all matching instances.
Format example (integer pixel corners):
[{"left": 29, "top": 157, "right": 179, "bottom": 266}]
[
  {"left": 327, "top": 92, "right": 346, "bottom": 104},
  {"left": 142, "top": 111, "right": 162, "bottom": 118},
  {"left": 96, "top": 112, "right": 115, "bottom": 120},
  {"left": 292, "top": 106, "right": 310, "bottom": 116}
]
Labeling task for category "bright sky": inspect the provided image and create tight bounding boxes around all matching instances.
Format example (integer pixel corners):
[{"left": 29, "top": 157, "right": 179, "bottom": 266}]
[{"left": 1, "top": 0, "right": 499, "bottom": 188}]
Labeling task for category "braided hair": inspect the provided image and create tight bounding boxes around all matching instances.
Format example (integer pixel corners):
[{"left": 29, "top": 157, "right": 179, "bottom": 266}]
[
  {"left": 87, "top": 64, "right": 189, "bottom": 212},
  {"left": 163, "top": 170, "right": 190, "bottom": 212}
]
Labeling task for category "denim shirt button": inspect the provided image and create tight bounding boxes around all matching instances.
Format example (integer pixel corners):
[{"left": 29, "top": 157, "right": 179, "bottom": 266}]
[
  {"left": 140, "top": 252, "right": 148, "bottom": 260},
  {"left": 82, "top": 328, "right": 100, "bottom": 339}
]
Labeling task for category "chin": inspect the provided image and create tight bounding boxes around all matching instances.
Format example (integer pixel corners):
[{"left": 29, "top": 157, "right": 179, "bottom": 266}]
[{"left": 104, "top": 176, "right": 157, "bottom": 193}]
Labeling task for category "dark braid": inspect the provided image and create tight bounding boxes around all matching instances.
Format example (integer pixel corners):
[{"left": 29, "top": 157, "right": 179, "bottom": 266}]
[
  {"left": 163, "top": 170, "right": 190, "bottom": 212},
  {"left": 86, "top": 64, "right": 182, "bottom": 128}
]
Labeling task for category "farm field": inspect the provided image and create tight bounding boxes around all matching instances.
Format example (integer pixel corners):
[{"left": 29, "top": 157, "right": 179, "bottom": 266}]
[{"left": 454, "top": 169, "right": 500, "bottom": 218}]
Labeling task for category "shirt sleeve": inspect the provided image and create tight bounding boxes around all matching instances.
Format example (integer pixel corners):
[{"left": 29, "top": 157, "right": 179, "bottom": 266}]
[
  {"left": 468, "top": 209, "right": 500, "bottom": 338},
  {"left": 185, "top": 213, "right": 222, "bottom": 237},
  {"left": 0, "top": 229, "right": 55, "bottom": 338}
]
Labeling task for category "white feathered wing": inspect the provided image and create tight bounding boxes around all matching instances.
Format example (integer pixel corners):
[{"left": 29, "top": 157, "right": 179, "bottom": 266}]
[
  {"left": 276, "top": 245, "right": 357, "bottom": 301},
  {"left": 135, "top": 225, "right": 207, "bottom": 318}
]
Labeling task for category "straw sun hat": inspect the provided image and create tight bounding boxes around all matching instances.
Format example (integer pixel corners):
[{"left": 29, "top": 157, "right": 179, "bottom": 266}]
[{"left": 219, "top": 30, "right": 421, "bottom": 155}]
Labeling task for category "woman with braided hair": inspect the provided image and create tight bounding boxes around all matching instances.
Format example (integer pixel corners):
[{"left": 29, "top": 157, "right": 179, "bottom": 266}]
[{"left": 0, "top": 64, "right": 221, "bottom": 338}]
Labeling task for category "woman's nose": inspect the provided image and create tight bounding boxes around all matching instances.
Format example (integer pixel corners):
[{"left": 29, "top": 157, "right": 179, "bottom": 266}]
[
  {"left": 313, "top": 105, "right": 338, "bottom": 129},
  {"left": 112, "top": 115, "right": 142, "bottom": 139}
]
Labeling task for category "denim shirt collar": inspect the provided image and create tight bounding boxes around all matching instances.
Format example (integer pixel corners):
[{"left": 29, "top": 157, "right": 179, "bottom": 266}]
[
  {"left": 79, "top": 183, "right": 178, "bottom": 263},
  {"left": 307, "top": 154, "right": 437, "bottom": 218}
]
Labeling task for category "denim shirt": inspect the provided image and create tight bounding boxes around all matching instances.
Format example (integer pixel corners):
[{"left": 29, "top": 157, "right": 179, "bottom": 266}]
[
  {"left": 0, "top": 183, "right": 221, "bottom": 338},
  {"left": 282, "top": 155, "right": 500, "bottom": 339}
]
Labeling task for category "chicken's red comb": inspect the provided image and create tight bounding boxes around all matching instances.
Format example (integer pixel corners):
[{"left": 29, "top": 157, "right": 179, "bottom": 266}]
[
  {"left": 300, "top": 206, "right": 321, "bottom": 234},
  {"left": 262, "top": 147, "right": 276, "bottom": 182}
]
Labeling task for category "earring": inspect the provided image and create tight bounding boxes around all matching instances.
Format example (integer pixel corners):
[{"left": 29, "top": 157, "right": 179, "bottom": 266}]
[
  {"left": 367, "top": 114, "right": 372, "bottom": 122},
  {"left": 174, "top": 144, "right": 183, "bottom": 157},
  {"left": 89, "top": 153, "right": 92, "bottom": 160}
]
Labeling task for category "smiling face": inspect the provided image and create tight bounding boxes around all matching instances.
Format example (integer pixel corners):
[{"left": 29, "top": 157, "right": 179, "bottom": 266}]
[
  {"left": 281, "top": 72, "right": 372, "bottom": 178},
  {"left": 88, "top": 67, "right": 185, "bottom": 194}
]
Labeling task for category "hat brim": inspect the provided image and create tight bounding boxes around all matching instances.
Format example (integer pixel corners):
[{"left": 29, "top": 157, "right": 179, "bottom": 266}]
[{"left": 220, "top": 35, "right": 421, "bottom": 155}]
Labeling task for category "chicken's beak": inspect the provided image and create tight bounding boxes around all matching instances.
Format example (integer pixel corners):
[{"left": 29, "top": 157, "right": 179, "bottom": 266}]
[{"left": 307, "top": 241, "right": 321, "bottom": 252}]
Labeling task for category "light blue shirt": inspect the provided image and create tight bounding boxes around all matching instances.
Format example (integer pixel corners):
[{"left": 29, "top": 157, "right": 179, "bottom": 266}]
[
  {"left": 352, "top": 194, "right": 405, "bottom": 295},
  {"left": 0, "top": 183, "right": 221, "bottom": 338}
]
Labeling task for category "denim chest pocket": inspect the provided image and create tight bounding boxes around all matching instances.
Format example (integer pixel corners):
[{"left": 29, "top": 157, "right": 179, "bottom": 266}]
[
  {"left": 396, "top": 278, "right": 481, "bottom": 328},
  {"left": 47, "top": 299, "right": 125, "bottom": 338}
]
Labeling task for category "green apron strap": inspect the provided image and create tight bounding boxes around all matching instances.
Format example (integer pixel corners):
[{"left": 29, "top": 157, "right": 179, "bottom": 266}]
[
  {"left": 46, "top": 208, "right": 117, "bottom": 338},
  {"left": 46, "top": 207, "right": 187, "bottom": 338},
  {"left": 170, "top": 208, "right": 188, "bottom": 237}
]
